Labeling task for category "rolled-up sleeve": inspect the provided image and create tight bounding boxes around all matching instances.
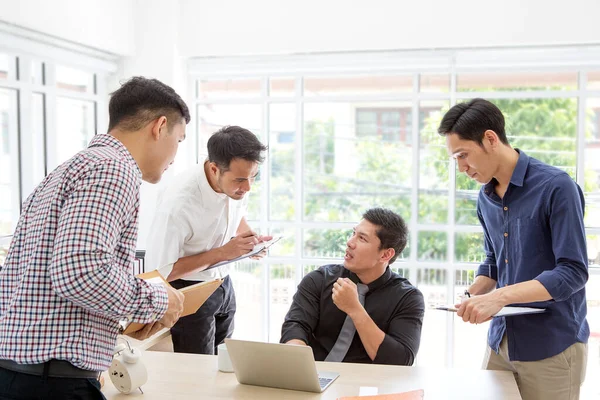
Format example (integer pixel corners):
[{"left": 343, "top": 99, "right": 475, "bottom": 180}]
[
  {"left": 373, "top": 288, "right": 425, "bottom": 366},
  {"left": 280, "top": 271, "right": 322, "bottom": 344},
  {"left": 535, "top": 174, "right": 588, "bottom": 302}
]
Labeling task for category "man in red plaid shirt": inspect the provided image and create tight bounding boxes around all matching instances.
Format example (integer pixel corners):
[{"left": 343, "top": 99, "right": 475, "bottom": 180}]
[{"left": 0, "top": 77, "right": 189, "bottom": 399}]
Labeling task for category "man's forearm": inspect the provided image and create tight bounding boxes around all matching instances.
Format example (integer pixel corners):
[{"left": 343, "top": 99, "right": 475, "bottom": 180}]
[
  {"left": 469, "top": 275, "right": 497, "bottom": 295},
  {"left": 493, "top": 280, "right": 552, "bottom": 305},
  {"left": 349, "top": 308, "right": 385, "bottom": 361},
  {"left": 166, "top": 247, "right": 226, "bottom": 281}
]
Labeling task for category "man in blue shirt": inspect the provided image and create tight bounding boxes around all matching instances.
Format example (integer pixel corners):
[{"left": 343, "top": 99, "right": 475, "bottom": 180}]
[{"left": 438, "top": 98, "right": 588, "bottom": 400}]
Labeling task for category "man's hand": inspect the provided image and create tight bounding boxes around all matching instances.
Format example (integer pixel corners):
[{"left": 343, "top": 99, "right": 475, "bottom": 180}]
[
  {"left": 220, "top": 230, "right": 259, "bottom": 259},
  {"left": 125, "top": 321, "right": 165, "bottom": 341},
  {"left": 158, "top": 284, "right": 184, "bottom": 328},
  {"left": 455, "top": 292, "right": 503, "bottom": 324},
  {"left": 285, "top": 339, "right": 307, "bottom": 346},
  {"left": 332, "top": 278, "right": 362, "bottom": 316},
  {"left": 249, "top": 235, "right": 274, "bottom": 260}
]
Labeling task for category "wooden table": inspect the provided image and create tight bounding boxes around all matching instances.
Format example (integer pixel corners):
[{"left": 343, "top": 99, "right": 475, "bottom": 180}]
[{"left": 102, "top": 351, "right": 521, "bottom": 399}]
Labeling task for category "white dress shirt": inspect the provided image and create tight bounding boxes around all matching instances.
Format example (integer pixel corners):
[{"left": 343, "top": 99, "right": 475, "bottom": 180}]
[{"left": 145, "top": 161, "right": 248, "bottom": 281}]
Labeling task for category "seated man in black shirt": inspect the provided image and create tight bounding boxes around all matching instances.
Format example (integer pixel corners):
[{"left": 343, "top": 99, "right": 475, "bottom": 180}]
[{"left": 280, "top": 208, "right": 424, "bottom": 366}]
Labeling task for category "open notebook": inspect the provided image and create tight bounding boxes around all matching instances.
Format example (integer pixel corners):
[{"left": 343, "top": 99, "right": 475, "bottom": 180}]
[{"left": 122, "top": 270, "right": 222, "bottom": 334}]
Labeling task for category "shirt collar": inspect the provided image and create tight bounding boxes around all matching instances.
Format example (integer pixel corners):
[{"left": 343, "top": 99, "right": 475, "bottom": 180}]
[
  {"left": 87, "top": 134, "right": 142, "bottom": 179},
  {"left": 348, "top": 266, "right": 392, "bottom": 292},
  {"left": 198, "top": 159, "right": 228, "bottom": 201},
  {"left": 483, "top": 148, "right": 529, "bottom": 194}
]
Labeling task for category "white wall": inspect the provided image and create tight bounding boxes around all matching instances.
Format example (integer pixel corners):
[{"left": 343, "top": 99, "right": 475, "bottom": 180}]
[
  {"left": 0, "top": 0, "right": 136, "bottom": 55},
  {"left": 180, "top": 0, "right": 600, "bottom": 57}
]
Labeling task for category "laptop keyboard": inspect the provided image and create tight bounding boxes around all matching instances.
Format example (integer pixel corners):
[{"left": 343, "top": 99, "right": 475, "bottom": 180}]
[{"left": 318, "top": 376, "right": 334, "bottom": 389}]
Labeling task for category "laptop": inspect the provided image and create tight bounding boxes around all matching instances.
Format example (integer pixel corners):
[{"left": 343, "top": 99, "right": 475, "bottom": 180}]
[{"left": 224, "top": 338, "right": 340, "bottom": 393}]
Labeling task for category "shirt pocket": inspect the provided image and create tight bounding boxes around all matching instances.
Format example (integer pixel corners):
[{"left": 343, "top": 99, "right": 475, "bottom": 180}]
[{"left": 514, "top": 217, "right": 547, "bottom": 256}]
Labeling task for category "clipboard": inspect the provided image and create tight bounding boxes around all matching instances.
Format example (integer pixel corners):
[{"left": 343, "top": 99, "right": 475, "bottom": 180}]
[
  {"left": 122, "top": 270, "right": 223, "bottom": 334},
  {"left": 434, "top": 305, "right": 546, "bottom": 317},
  {"left": 206, "top": 235, "right": 283, "bottom": 270}
]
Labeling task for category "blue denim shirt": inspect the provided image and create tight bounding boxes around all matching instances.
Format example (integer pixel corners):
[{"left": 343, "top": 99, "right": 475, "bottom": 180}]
[{"left": 476, "top": 150, "right": 589, "bottom": 362}]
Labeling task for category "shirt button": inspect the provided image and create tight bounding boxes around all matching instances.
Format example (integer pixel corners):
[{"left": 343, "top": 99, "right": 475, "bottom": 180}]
[
  {"left": 505, "top": 259, "right": 508, "bottom": 264},
  {"left": 504, "top": 232, "right": 508, "bottom": 237},
  {"left": 503, "top": 206, "right": 508, "bottom": 211}
]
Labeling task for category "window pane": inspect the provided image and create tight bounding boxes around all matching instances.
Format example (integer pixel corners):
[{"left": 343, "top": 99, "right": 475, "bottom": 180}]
[
  {"left": 197, "top": 79, "right": 261, "bottom": 99},
  {"left": 54, "top": 98, "right": 95, "bottom": 169},
  {"left": 0, "top": 54, "right": 17, "bottom": 80},
  {"left": 417, "top": 231, "right": 447, "bottom": 261},
  {"left": 31, "top": 93, "right": 46, "bottom": 183},
  {"left": 269, "top": 77, "right": 295, "bottom": 97},
  {"left": 304, "top": 103, "right": 412, "bottom": 223},
  {"left": 269, "top": 104, "right": 295, "bottom": 221},
  {"left": 56, "top": 65, "right": 95, "bottom": 94},
  {"left": 0, "top": 235, "right": 11, "bottom": 266},
  {"left": 304, "top": 75, "right": 412, "bottom": 97},
  {"left": 499, "top": 98, "right": 577, "bottom": 178},
  {"left": 588, "top": 234, "right": 600, "bottom": 268},
  {"left": 588, "top": 71, "right": 600, "bottom": 91},
  {"left": 457, "top": 71, "right": 577, "bottom": 91},
  {"left": 453, "top": 268, "right": 489, "bottom": 368},
  {"left": 454, "top": 232, "right": 484, "bottom": 263},
  {"left": 416, "top": 267, "right": 447, "bottom": 367},
  {"left": 584, "top": 273, "right": 600, "bottom": 398},
  {"left": 231, "top": 261, "right": 264, "bottom": 341},
  {"left": 30, "top": 60, "right": 44, "bottom": 85},
  {"left": 303, "top": 228, "right": 347, "bottom": 259},
  {"left": 585, "top": 98, "right": 600, "bottom": 228},
  {"left": 420, "top": 74, "right": 449, "bottom": 93},
  {"left": 267, "top": 226, "right": 296, "bottom": 257},
  {"left": 269, "top": 264, "right": 295, "bottom": 342},
  {"left": 0, "top": 88, "right": 19, "bottom": 236},
  {"left": 419, "top": 101, "right": 450, "bottom": 224}
]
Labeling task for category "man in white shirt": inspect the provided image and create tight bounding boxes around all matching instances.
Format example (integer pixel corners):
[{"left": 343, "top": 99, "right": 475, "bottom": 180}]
[{"left": 146, "top": 125, "right": 270, "bottom": 354}]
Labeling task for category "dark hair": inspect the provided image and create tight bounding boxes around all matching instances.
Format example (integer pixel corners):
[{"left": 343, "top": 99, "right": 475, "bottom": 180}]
[
  {"left": 362, "top": 208, "right": 408, "bottom": 265},
  {"left": 108, "top": 76, "right": 190, "bottom": 132},
  {"left": 207, "top": 125, "right": 268, "bottom": 171},
  {"left": 437, "top": 98, "right": 508, "bottom": 146}
]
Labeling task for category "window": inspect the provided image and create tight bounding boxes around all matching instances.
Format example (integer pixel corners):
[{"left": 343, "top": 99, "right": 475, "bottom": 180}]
[
  {"left": 190, "top": 48, "right": 600, "bottom": 381},
  {"left": 0, "top": 32, "right": 114, "bottom": 237}
]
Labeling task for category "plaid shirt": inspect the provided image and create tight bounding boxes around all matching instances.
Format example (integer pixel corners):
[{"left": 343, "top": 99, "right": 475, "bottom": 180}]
[{"left": 0, "top": 134, "right": 168, "bottom": 371}]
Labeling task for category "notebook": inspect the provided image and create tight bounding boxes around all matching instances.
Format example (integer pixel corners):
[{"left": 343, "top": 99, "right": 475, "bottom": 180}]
[{"left": 122, "top": 270, "right": 222, "bottom": 334}]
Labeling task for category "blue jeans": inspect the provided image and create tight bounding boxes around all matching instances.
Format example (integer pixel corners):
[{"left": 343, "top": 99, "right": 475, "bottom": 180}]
[
  {"left": 170, "top": 275, "right": 236, "bottom": 355},
  {"left": 0, "top": 366, "right": 105, "bottom": 400}
]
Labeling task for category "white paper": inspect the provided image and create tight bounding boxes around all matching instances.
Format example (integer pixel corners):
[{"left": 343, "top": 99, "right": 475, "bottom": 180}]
[
  {"left": 208, "top": 236, "right": 283, "bottom": 270},
  {"left": 434, "top": 305, "right": 546, "bottom": 317}
]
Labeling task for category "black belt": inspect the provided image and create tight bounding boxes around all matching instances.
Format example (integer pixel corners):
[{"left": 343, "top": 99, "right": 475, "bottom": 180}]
[{"left": 0, "top": 359, "right": 99, "bottom": 379}]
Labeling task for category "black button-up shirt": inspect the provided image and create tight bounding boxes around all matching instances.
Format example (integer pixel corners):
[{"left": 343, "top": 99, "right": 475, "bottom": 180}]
[{"left": 280, "top": 264, "right": 424, "bottom": 366}]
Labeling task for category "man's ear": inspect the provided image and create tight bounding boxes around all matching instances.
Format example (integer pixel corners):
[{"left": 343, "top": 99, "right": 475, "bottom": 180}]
[
  {"left": 208, "top": 161, "right": 219, "bottom": 176},
  {"left": 381, "top": 248, "right": 395, "bottom": 264},
  {"left": 151, "top": 116, "right": 168, "bottom": 141},
  {"left": 484, "top": 129, "right": 499, "bottom": 148}
]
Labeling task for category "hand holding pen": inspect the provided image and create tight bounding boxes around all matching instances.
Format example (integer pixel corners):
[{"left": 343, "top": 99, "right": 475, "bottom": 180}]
[{"left": 222, "top": 230, "right": 260, "bottom": 259}]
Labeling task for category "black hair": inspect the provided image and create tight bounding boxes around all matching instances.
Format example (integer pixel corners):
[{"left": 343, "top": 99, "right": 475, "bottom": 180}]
[
  {"left": 108, "top": 76, "right": 190, "bottom": 132},
  {"left": 437, "top": 98, "right": 508, "bottom": 145},
  {"left": 362, "top": 207, "right": 408, "bottom": 265},
  {"left": 207, "top": 125, "right": 268, "bottom": 171}
]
